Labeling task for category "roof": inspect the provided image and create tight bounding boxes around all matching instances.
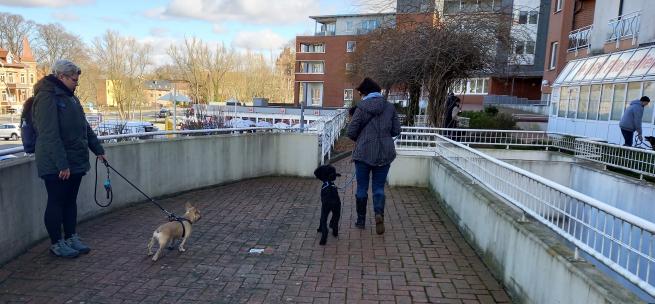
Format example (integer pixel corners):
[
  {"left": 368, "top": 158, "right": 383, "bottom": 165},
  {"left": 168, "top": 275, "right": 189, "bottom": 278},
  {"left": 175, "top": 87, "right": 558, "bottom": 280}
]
[
  {"left": 20, "top": 38, "right": 34, "bottom": 62},
  {"left": 553, "top": 45, "right": 655, "bottom": 87},
  {"left": 309, "top": 12, "right": 395, "bottom": 22}
]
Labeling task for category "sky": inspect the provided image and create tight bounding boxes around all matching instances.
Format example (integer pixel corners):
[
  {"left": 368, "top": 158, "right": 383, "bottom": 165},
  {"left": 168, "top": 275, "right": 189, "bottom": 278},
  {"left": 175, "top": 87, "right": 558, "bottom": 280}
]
[{"left": 0, "top": 0, "right": 385, "bottom": 55}]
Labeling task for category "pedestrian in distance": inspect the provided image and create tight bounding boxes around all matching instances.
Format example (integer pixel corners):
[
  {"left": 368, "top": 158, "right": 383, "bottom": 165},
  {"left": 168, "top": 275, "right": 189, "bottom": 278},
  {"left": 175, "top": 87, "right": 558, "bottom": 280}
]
[
  {"left": 32, "top": 59, "right": 108, "bottom": 258},
  {"left": 347, "top": 77, "right": 401, "bottom": 235},
  {"left": 619, "top": 96, "right": 650, "bottom": 147}
]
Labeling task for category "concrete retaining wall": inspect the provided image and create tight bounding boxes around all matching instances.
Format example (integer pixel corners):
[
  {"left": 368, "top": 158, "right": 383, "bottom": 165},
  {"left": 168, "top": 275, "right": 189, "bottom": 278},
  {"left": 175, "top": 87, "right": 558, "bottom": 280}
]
[
  {"left": 388, "top": 154, "right": 643, "bottom": 304},
  {"left": 0, "top": 132, "right": 319, "bottom": 265}
]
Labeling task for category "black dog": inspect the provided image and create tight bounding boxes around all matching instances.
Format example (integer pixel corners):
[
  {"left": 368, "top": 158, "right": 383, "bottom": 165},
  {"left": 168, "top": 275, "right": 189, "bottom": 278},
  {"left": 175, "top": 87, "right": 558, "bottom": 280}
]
[
  {"left": 314, "top": 164, "right": 342, "bottom": 245},
  {"left": 645, "top": 136, "right": 655, "bottom": 151}
]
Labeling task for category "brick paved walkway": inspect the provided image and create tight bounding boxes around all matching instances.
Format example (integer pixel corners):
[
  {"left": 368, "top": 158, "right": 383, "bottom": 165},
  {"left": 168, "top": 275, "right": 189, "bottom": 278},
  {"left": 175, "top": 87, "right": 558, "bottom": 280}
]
[{"left": 0, "top": 159, "right": 511, "bottom": 303}]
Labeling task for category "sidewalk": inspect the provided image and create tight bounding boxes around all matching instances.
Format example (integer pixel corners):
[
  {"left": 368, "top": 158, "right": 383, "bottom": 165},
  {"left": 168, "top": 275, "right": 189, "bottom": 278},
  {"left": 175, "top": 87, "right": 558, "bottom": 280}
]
[{"left": 0, "top": 158, "right": 510, "bottom": 303}]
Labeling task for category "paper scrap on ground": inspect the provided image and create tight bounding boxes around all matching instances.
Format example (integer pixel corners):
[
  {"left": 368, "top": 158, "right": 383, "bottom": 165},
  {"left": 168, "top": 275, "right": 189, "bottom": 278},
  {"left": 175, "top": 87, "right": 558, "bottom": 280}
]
[{"left": 249, "top": 248, "right": 265, "bottom": 254}]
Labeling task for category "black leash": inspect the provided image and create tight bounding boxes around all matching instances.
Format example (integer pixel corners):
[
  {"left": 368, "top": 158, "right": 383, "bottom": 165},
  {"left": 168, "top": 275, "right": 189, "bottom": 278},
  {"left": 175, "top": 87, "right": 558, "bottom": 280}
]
[
  {"left": 634, "top": 134, "right": 653, "bottom": 149},
  {"left": 94, "top": 158, "right": 181, "bottom": 222}
]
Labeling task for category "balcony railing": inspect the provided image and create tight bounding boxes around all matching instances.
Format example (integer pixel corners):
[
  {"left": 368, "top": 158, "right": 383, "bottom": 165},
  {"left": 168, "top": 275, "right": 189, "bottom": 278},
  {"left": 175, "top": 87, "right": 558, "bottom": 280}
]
[
  {"left": 315, "top": 31, "right": 335, "bottom": 36},
  {"left": 568, "top": 25, "right": 593, "bottom": 53},
  {"left": 607, "top": 11, "right": 641, "bottom": 47}
]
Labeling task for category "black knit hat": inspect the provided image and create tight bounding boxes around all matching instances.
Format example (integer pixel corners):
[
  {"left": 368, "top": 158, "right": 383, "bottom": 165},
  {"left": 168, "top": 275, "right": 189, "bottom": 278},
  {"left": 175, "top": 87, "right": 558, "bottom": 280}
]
[
  {"left": 356, "top": 77, "right": 381, "bottom": 96},
  {"left": 641, "top": 96, "right": 650, "bottom": 102}
]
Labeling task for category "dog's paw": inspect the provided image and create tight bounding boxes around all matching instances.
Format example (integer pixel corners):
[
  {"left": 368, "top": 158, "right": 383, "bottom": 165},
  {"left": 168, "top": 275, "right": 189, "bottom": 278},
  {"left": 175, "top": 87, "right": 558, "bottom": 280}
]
[
  {"left": 147, "top": 251, "right": 153, "bottom": 256},
  {"left": 152, "top": 256, "right": 158, "bottom": 262},
  {"left": 319, "top": 239, "right": 327, "bottom": 245},
  {"left": 332, "top": 230, "right": 338, "bottom": 237},
  {"left": 316, "top": 228, "right": 321, "bottom": 232},
  {"left": 178, "top": 247, "right": 186, "bottom": 252}
]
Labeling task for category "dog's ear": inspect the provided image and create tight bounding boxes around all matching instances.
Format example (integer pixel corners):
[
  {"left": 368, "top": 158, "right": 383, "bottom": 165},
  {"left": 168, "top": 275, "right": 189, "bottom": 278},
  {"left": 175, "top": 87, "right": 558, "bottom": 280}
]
[
  {"left": 185, "top": 202, "right": 192, "bottom": 209},
  {"left": 314, "top": 166, "right": 322, "bottom": 179}
]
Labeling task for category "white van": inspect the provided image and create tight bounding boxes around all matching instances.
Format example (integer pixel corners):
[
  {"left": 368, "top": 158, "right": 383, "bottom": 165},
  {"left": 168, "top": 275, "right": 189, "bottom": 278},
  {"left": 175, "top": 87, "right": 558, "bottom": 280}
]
[{"left": 96, "top": 120, "right": 158, "bottom": 136}]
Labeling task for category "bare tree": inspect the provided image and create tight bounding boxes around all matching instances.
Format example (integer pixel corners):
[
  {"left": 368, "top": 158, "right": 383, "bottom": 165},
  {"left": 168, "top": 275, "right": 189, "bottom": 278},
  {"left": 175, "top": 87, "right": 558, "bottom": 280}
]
[
  {"left": 92, "top": 30, "right": 151, "bottom": 119},
  {"left": 0, "top": 12, "right": 35, "bottom": 56},
  {"left": 354, "top": 3, "right": 515, "bottom": 126},
  {"left": 32, "top": 23, "right": 87, "bottom": 75}
]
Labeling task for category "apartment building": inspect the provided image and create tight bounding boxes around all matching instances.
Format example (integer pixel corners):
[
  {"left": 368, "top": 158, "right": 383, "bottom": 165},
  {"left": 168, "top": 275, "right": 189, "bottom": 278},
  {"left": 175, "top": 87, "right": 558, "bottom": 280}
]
[
  {"left": 545, "top": 0, "right": 655, "bottom": 144},
  {"left": 96, "top": 79, "right": 190, "bottom": 107},
  {"left": 294, "top": 13, "right": 395, "bottom": 108},
  {"left": 0, "top": 38, "right": 37, "bottom": 113},
  {"left": 295, "top": 0, "right": 550, "bottom": 110}
]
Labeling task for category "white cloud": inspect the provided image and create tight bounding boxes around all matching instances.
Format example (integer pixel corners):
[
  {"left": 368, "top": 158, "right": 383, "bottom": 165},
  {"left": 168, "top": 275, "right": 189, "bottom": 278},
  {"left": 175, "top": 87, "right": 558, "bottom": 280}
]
[
  {"left": 162, "top": 0, "right": 319, "bottom": 25},
  {"left": 0, "top": 0, "right": 92, "bottom": 7},
  {"left": 150, "top": 27, "right": 169, "bottom": 37},
  {"left": 52, "top": 11, "right": 79, "bottom": 22},
  {"left": 143, "top": 6, "right": 167, "bottom": 19},
  {"left": 232, "top": 29, "right": 286, "bottom": 51}
]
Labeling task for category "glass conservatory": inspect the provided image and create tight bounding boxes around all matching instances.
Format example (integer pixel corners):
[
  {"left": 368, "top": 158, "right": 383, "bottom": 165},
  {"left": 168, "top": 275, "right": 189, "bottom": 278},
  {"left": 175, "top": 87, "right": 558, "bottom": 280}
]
[{"left": 549, "top": 45, "right": 655, "bottom": 144}]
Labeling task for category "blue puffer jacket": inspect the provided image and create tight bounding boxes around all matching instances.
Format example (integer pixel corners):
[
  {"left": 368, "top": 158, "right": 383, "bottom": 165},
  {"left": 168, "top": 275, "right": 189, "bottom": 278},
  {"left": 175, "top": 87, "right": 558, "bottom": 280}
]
[{"left": 619, "top": 100, "right": 645, "bottom": 134}]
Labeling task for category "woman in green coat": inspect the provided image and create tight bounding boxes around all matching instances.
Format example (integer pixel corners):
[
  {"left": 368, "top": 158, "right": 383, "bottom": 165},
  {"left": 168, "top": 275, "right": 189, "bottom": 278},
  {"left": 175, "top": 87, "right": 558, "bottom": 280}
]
[{"left": 33, "top": 60, "right": 107, "bottom": 258}]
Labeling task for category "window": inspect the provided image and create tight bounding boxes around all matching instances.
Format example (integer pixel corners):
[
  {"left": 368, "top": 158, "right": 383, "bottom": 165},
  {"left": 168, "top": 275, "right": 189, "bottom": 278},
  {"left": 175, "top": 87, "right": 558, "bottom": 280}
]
[
  {"left": 0, "top": 73, "right": 4, "bottom": 82},
  {"left": 1, "top": 93, "right": 6, "bottom": 101},
  {"left": 567, "top": 86, "right": 579, "bottom": 118},
  {"left": 7, "top": 73, "right": 13, "bottom": 83},
  {"left": 528, "top": 11, "right": 538, "bottom": 24},
  {"left": 644, "top": 82, "right": 655, "bottom": 123},
  {"left": 29, "top": 74, "right": 34, "bottom": 84},
  {"left": 513, "top": 41, "right": 535, "bottom": 55},
  {"left": 300, "top": 43, "right": 325, "bottom": 53},
  {"left": 555, "top": 0, "right": 563, "bottom": 12},
  {"left": 346, "top": 21, "right": 353, "bottom": 32},
  {"left": 588, "top": 85, "right": 601, "bottom": 120},
  {"left": 298, "top": 61, "right": 324, "bottom": 74},
  {"left": 549, "top": 42, "right": 559, "bottom": 70},
  {"left": 311, "top": 87, "right": 322, "bottom": 106},
  {"left": 610, "top": 83, "right": 626, "bottom": 120},
  {"left": 344, "top": 89, "right": 353, "bottom": 101},
  {"left": 518, "top": 11, "right": 528, "bottom": 24},
  {"left": 558, "top": 87, "right": 569, "bottom": 117},
  {"left": 346, "top": 41, "right": 356, "bottom": 53},
  {"left": 345, "top": 63, "right": 354, "bottom": 72},
  {"left": 577, "top": 85, "right": 590, "bottom": 119},
  {"left": 20, "top": 73, "right": 25, "bottom": 84},
  {"left": 599, "top": 84, "right": 612, "bottom": 120}
]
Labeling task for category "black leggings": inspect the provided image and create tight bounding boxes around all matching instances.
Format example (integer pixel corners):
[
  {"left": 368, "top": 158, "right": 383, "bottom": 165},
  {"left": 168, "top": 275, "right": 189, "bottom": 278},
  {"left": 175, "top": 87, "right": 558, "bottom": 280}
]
[{"left": 42, "top": 173, "right": 84, "bottom": 244}]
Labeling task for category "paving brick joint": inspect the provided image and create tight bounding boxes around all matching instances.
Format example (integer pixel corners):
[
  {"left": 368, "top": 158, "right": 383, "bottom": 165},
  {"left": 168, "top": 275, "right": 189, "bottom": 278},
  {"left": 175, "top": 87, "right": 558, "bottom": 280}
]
[{"left": 0, "top": 158, "right": 511, "bottom": 303}]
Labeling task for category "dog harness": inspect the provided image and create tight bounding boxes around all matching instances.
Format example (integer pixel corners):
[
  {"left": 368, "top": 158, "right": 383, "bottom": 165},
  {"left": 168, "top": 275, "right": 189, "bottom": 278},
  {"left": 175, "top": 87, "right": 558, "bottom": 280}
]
[
  {"left": 175, "top": 218, "right": 192, "bottom": 238},
  {"left": 322, "top": 181, "right": 337, "bottom": 190}
]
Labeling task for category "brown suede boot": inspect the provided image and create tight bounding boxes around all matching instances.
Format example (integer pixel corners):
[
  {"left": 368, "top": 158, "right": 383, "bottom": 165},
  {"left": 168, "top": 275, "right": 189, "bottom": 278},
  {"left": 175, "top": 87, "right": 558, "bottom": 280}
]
[{"left": 375, "top": 214, "right": 384, "bottom": 235}]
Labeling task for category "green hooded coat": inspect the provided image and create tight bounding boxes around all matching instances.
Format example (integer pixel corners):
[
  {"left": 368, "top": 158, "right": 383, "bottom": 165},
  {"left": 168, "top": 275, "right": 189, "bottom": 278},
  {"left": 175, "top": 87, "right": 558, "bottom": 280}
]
[{"left": 32, "top": 75, "right": 104, "bottom": 177}]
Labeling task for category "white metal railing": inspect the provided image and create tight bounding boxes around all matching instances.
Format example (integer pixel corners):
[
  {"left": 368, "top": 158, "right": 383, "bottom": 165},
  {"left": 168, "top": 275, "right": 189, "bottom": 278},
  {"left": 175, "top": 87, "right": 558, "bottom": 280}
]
[
  {"left": 433, "top": 134, "right": 655, "bottom": 297},
  {"left": 0, "top": 111, "right": 349, "bottom": 162},
  {"left": 576, "top": 138, "right": 655, "bottom": 179},
  {"left": 607, "top": 11, "right": 641, "bottom": 46},
  {"left": 568, "top": 25, "right": 593, "bottom": 53},
  {"left": 395, "top": 127, "right": 655, "bottom": 178},
  {"left": 315, "top": 110, "right": 348, "bottom": 164}
]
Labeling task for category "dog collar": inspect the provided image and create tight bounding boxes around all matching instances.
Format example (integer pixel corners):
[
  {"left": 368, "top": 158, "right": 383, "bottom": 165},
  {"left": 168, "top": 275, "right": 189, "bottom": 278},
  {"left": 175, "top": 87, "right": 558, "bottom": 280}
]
[{"left": 322, "top": 181, "right": 336, "bottom": 190}]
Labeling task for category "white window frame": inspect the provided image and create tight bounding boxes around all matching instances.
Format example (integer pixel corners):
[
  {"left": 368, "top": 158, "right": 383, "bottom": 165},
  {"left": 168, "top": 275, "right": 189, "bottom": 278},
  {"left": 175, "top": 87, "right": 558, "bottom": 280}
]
[
  {"left": 20, "top": 73, "right": 25, "bottom": 84},
  {"left": 297, "top": 61, "right": 325, "bottom": 74},
  {"left": 555, "top": 0, "right": 563, "bottom": 12},
  {"left": 345, "top": 63, "right": 354, "bottom": 72},
  {"left": 346, "top": 21, "right": 353, "bottom": 32},
  {"left": 549, "top": 42, "right": 559, "bottom": 70},
  {"left": 299, "top": 43, "right": 325, "bottom": 53},
  {"left": 346, "top": 41, "right": 356, "bottom": 53},
  {"left": 344, "top": 89, "right": 353, "bottom": 101}
]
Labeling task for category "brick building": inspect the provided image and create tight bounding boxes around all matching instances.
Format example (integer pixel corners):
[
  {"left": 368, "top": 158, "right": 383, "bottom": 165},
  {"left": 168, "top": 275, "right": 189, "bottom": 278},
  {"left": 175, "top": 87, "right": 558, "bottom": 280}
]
[{"left": 0, "top": 38, "right": 37, "bottom": 113}]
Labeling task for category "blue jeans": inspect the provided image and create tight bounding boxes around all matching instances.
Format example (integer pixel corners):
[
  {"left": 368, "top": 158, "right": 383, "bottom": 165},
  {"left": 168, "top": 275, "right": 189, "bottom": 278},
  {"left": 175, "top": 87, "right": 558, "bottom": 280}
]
[{"left": 354, "top": 161, "right": 390, "bottom": 215}]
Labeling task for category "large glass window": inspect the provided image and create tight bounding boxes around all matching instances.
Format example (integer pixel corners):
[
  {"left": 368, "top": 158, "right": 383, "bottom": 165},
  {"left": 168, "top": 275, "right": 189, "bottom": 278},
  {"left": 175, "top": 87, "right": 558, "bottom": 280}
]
[
  {"left": 550, "top": 88, "right": 560, "bottom": 116},
  {"left": 610, "top": 83, "right": 626, "bottom": 121},
  {"left": 626, "top": 82, "right": 642, "bottom": 103},
  {"left": 298, "top": 61, "right": 324, "bottom": 73},
  {"left": 643, "top": 82, "right": 655, "bottom": 123},
  {"left": 567, "top": 87, "right": 579, "bottom": 118},
  {"left": 599, "top": 84, "right": 613, "bottom": 120},
  {"left": 346, "top": 41, "right": 356, "bottom": 52},
  {"left": 300, "top": 43, "right": 324, "bottom": 53},
  {"left": 578, "top": 86, "right": 590, "bottom": 119},
  {"left": 588, "top": 85, "right": 601, "bottom": 120},
  {"left": 558, "top": 86, "right": 569, "bottom": 117},
  {"left": 344, "top": 89, "right": 353, "bottom": 101}
]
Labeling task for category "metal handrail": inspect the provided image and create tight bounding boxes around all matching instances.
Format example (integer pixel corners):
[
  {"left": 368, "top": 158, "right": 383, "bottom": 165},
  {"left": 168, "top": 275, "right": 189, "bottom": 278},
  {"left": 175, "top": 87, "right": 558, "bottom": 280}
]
[
  {"left": 568, "top": 25, "right": 593, "bottom": 52},
  {"left": 607, "top": 11, "right": 641, "bottom": 45},
  {"left": 433, "top": 133, "right": 655, "bottom": 296}
]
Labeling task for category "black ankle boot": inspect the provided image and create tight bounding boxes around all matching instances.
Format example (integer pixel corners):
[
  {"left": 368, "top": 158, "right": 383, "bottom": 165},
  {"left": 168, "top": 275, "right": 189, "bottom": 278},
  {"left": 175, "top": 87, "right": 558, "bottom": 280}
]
[{"left": 355, "top": 197, "right": 367, "bottom": 229}]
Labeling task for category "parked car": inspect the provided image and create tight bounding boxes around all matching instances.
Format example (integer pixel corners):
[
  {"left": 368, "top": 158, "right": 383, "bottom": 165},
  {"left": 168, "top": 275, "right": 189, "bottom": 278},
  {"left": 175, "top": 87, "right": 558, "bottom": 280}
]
[
  {"left": 157, "top": 108, "right": 172, "bottom": 118},
  {"left": 0, "top": 123, "right": 20, "bottom": 141}
]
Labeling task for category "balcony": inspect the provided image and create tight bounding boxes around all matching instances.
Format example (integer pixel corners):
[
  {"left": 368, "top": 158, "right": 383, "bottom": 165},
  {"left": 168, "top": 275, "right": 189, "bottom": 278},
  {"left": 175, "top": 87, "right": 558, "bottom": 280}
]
[
  {"left": 315, "top": 30, "right": 335, "bottom": 36},
  {"left": 568, "top": 25, "right": 593, "bottom": 53},
  {"left": 607, "top": 11, "right": 641, "bottom": 46}
]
